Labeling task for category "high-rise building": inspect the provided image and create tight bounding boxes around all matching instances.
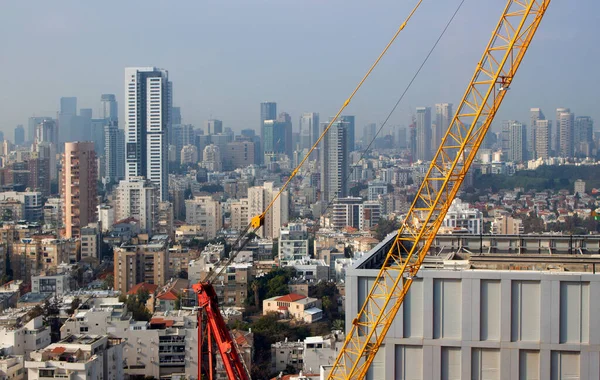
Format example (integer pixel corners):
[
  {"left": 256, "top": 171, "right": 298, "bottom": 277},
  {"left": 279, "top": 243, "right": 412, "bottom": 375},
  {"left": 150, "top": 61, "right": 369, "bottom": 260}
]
[
  {"left": 415, "top": 107, "right": 432, "bottom": 161},
  {"left": 63, "top": 142, "right": 98, "bottom": 238},
  {"left": 502, "top": 120, "right": 527, "bottom": 162},
  {"left": 27, "top": 152, "right": 51, "bottom": 196},
  {"left": 185, "top": 196, "right": 223, "bottom": 239},
  {"left": 574, "top": 116, "right": 594, "bottom": 157},
  {"left": 115, "top": 176, "right": 159, "bottom": 234},
  {"left": 340, "top": 115, "right": 356, "bottom": 152},
  {"left": 262, "top": 120, "right": 288, "bottom": 160},
  {"left": 171, "top": 106, "right": 182, "bottom": 125},
  {"left": 247, "top": 182, "right": 288, "bottom": 239},
  {"left": 320, "top": 119, "right": 349, "bottom": 203},
  {"left": 58, "top": 97, "right": 77, "bottom": 144},
  {"left": 363, "top": 123, "right": 377, "bottom": 147},
  {"left": 202, "top": 144, "right": 222, "bottom": 171},
  {"left": 277, "top": 112, "right": 293, "bottom": 159},
  {"left": 529, "top": 108, "right": 545, "bottom": 158},
  {"left": 104, "top": 121, "right": 125, "bottom": 183},
  {"left": 434, "top": 103, "right": 453, "bottom": 150},
  {"left": 14, "top": 125, "right": 24, "bottom": 146},
  {"left": 557, "top": 109, "right": 574, "bottom": 158},
  {"left": 28, "top": 116, "right": 52, "bottom": 144},
  {"left": 299, "top": 112, "right": 320, "bottom": 152},
  {"left": 534, "top": 119, "right": 552, "bottom": 160},
  {"left": 260, "top": 102, "right": 277, "bottom": 164},
  {"left": 124, "top": 67, "right": 172, "bottom": 201},
  {"left": 205, "top": 119, "right": 223, "bottom": 135},
  {"left": 35, "top": 119, "right": 58, "bottom": 146},
  {"left": 100, "top": 94, "right": 118, "bottom": 120}
]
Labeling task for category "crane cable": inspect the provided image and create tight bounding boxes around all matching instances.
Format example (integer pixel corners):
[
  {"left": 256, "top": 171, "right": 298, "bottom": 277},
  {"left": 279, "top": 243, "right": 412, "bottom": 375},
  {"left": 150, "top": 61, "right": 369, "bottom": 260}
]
[
  {"left": 251, "top": 0, "right": 425, "bottom": 229},
  {"left": 206, "top": 0, "right": 424, "bottom": 284}
]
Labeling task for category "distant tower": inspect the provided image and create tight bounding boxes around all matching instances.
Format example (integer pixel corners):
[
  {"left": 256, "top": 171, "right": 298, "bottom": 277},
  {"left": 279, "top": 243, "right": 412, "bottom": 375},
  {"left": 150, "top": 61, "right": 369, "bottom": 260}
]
[
  {"left": 63, "top": 142, "right": 98, "bottom": 238},
  {"left": 415, "top": 107, "right": 432, "bottom": 161},
  {"left": 14, "top": 125, "right": 25, "bottom": 146},
  {"left": 556, "top": 109, "right": 574, "bottom": 158},
  {"left": 320, "top": 120, "right": 349, "bottom": 203},
  {"left": 434, "top": 103, "right": 453, "bottom": 150},
  {"left": 124, "top": 67, "right": 172, "bottom": 201},
  {"left": 529, "top": 108, "right": 545, "bottom": 159},
  {"left": 205, "top": 119, "right": 223, "bottom": 135},
  {"left": 574, "top": 116, "right": 594, "bottom": 157},
  {"left": 100, "top": 94, "right": 118, "bottom": 120},
  {"left": 340, "top": 115, "right": 356, "bottom": 152},
  {"left": 260, "top": 102, "right": 277, "bottom": 163},
  {"left": 534, "top": 119, "right": 552, "bottom": 160},
  {"left": 299, "top": 112, "right": 320, "bottom": 151},
  {"left": 502, "top": 120, "right": 526, "bottom": 162},
  {"left": 104, "top": 121, "right": 125, "bottom": 183}
]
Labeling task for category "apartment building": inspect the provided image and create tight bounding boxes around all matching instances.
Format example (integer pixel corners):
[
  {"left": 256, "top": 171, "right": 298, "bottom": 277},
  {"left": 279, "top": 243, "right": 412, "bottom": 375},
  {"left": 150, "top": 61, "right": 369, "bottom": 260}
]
[
  {"left": 263, "top": 293, "right": 322, "bottom": 323},
  {"left": 113, "top": 235, "right": 169, "bottom": 293},
  {"left": 0, "top": 310, "right": 51, "bottom": 357}
]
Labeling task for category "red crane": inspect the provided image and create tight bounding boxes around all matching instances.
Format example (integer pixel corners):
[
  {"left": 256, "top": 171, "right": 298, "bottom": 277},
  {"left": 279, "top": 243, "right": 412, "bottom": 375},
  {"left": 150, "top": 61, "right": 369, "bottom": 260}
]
[{"left": 193, "top": 282, "right": 250, "bottom": 380}]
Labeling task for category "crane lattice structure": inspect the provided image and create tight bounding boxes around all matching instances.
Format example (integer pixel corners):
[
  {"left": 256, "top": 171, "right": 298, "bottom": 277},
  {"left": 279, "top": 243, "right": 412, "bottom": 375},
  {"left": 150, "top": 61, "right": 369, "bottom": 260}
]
[{"left": 328, "top": 1, "right": 551, "bottom": 379}]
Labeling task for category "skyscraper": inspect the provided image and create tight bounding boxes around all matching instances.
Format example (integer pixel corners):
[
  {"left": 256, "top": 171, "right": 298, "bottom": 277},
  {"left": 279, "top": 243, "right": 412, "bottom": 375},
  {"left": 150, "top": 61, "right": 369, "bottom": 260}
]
[
  {"left": 205, "top": 119, "right": 223, "bottom": 135},
  {"left": 59, "top": 97, "right": 77, "bottom": 144},
  {"left": 340, "top": 115, "right": 355, "bottom": 152},
  {"left": 533, "top": 119, "right": 552, "bottom": 160},
  {"left": 557, "top": 109, "right": 574, "bottom": 158},
  {"left": 320, "top": 119, "right": 349, "bottom": 203},
  {"left": 14, "top": 125, "right": 24, "bottom": 146},
  {"left": 529, "top": 108, "right": 545, "bottom": 158},
  {"left": 171, "top": 107, "right": 182, "bottom": 125},
  {"left": 260, "top": 102, "right": 277, "bottom": 163},
  {"left": 278, "top": 112, "right": 293, "bottom": 159},
  {"left": 502, "top": 120, "right": 527, "bottom": 162},
  {"left": 415, "top": 107, "right": 432, "bottom": 161},
  {"left": 63, "top": 142, "right": 98, "bottom": 239},
  {"left": 28, "top": 116, "right": 52, "bottom": 145},
  {"left": 434, "top": 103, "right": 453, "bottom": 150},
  {"left": 574, "top": 116, "right": 594, "bottom": 157},
  {"left": 100, "top": 94, "right": 118, "bottom": 120},
  {"left": 104, "top": 121, "right": 125, "bottom": 183},
  {"left": 125, "top": 67, "right": 172, "bottom": 201},
  {"left": 299, "top": 112, "right": 319, "bottom": 152}
]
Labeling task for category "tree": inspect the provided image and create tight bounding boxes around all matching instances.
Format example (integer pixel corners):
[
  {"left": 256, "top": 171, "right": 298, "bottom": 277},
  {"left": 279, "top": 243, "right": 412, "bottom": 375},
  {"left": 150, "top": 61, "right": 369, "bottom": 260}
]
[
  {"left": 102, "top": 274, "right": 114, "bottom": 290},
  {"left": 374, "top": 218, "right": 400, "bottom": 241},
  {"left": 332, "top": 319, "right": 345, "bottom": 331},
  {"left": 322, "top": 296, "right": 332, "bottom": 319},
  {"left": 251, "top": 281, "right": 260, "bottom": 308}
]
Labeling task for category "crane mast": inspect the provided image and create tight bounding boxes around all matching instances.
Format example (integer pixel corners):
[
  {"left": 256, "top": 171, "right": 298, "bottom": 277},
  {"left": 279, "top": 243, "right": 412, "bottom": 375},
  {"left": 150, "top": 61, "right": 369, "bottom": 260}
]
[{"left": 328, "top": 1, "right": 551, "bottom": 379}]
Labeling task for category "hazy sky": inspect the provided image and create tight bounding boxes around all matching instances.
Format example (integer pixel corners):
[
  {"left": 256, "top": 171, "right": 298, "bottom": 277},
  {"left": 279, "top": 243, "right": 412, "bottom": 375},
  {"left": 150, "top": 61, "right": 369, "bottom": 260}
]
[{"left": 1, "top": 0, "right": 598, "bottom": 138}]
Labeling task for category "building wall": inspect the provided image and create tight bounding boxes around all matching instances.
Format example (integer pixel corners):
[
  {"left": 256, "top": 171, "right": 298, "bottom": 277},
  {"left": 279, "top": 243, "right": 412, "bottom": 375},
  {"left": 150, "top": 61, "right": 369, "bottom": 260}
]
[
  {"left": 345, "top": 268, "right": 600, "bottom": 379},
  {"left": 63, "top": 142, "right": 97, "bottom": 239}
]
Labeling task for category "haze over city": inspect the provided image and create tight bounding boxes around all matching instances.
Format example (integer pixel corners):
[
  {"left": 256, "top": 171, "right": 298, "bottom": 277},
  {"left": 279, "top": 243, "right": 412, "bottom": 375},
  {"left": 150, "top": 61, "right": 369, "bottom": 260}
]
[{"left": 1, "top": 0, "right": 598, "bottom": 134}]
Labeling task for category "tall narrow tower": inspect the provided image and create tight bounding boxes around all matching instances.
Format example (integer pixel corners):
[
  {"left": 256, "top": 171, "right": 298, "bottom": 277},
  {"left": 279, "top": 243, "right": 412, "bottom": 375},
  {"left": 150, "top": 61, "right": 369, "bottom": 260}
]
[
  {"left": 63, "top": 142, "right": 98, "bottom": 239},
  {"left": 320, "top": 120, "right": 349, "bottom": 203},
  {"left": 415, "top": 107, "right": 432, "bottom": 161},
  {"left": 124, "top": 67, "right": 172, "bottom": 200},
  {"left": 434, "top": 103, "right": 453, "bottom": 151}
]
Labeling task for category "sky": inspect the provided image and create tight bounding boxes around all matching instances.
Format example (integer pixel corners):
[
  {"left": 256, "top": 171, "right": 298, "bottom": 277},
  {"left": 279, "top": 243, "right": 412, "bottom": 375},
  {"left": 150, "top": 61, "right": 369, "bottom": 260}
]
[{"left": 1, "top": 0, "right": 598, "bottom": 138}]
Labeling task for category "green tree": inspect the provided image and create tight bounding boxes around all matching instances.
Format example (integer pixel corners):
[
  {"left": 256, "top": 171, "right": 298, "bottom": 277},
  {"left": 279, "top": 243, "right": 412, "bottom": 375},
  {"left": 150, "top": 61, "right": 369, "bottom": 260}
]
[
  {"left": 102, "top": 274, "right": 114, "bottom": 290},
  {"left": 374, "top": 218, "right": 400, "bottom": 241}
]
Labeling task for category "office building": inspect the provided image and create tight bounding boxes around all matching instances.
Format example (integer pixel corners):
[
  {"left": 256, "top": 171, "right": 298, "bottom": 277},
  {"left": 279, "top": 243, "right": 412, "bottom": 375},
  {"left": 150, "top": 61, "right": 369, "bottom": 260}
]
[
  {"left": 278, "top": 112, "right": 294, "bottom": 159},
  {"left": 320, "top": 119, "right": 349, "bottom": 203},
  {"left": 248, "top": 182, "right": 288, "bottom": 239},
  {"left": 415, "top": 107, "right": 432, "bottom": 161},
  {"left": 115, "top": 177, "right": 159, "bottom": 234},
  {"left": 104, "top": 121, "right": 125, "bottom": 184},
  {"left": 63, "top": 142, "right": 97, "bottom": 239},
  {"left": 340, "top": 234, "right": 600, "bottom": 380},
  {"left": 125, "top": 67, "right": 172, "bottom": 201},
  {"left": 13, "top": 125, "right": 24, "bottom": 146},
  {"left": 260, "top": 102, "right": 277, "bottom": 163},
  {"left": 575, "top": 116, "right": 594, "bottom": 157},
  {"left": 223, "top": 140, "right": 255, "bottom": 169},
  {"left": 434, "top": 103, "right": 453, "bottom": 150},
  {"left": 262, "top": 119, "right": 288, "bottom": 161},
  {"left": 299, "top": 112, "right": 320, "bottom": 152},
  {"left": 363, "top": 123, "right": 377, "bottom": 147},
  {"left": 27, "top": 152, "right": 51, "bottom": 196},
  {"left": 27, "top": 116, "right": 52, "bottom": 144},
  {"left": 529, "top": 108, "right": 544, "bottom": 158},
  {"left": 100, "top": 93, "right": 118, "bottom": 120},
  {"left": 340, "top": 115, "right": 356, "bottom": 152},
  {"left": 205, "top": 119, "right": 223, "bottom": 135}
]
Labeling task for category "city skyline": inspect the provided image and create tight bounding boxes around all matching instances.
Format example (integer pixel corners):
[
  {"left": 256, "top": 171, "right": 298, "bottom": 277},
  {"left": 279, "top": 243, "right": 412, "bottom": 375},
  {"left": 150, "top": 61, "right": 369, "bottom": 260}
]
[{"left": 1, "top": 1, "right": 598, "bottom": 136}]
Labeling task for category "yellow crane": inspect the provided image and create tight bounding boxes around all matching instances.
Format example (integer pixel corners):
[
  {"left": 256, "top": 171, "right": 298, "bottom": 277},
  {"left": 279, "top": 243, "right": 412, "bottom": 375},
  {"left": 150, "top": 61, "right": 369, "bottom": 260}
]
[{"left": 327, "top": 1, "right": 551, "bottom": 378}]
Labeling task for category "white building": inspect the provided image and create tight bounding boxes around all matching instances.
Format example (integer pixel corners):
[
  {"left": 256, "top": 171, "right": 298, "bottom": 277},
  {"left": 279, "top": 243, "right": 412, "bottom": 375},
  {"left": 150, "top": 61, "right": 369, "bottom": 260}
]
[
  {"left": 43, "top": 197, "right": 63, "bottom": 228},
  {"left": 97, "top": 204, "right": 115, "bottom": 233},
  {"left": 320, "top": 120, "right": 349, "bottom": 203},
  {"left": 441, "top": 198, "right": 483, "bottom": 234},
  {"left": 0, "top": 311, "right": 51, "bottom": 358},
  {"left": 331, "top": 197, "right": 381, "bottom": 231},
  {"left": 367, "top": 181, "right": 388, "bottom": 202},
  {"left": 31, "top": 274, "right": 72, "bottom": 295},
  {"left": 115, "top": 176, "right": 159, "bottom": 234},
  {"left": 0, "top": 355, "right": 24, "bottom": 380},
  {"left": 340, "top": 234, "right": 600, "bottom": 380},
  {"left": 279, "top": 224, "right": 310, "bottom": 266},
  {"left": 290, "top": 258, "right": 329, "bottom": 282},
  {"left": 0, "top": 191, "right": 43, "bottom": 222},
  {"left": 230, "top": 198, "right": 250, "bottom": 232},
  {"left": 180, "top": 144, "right": 199, "bottom": 165},
  {"left": 125, "top": 67, "right": 172, "bottom": 201},
  {"left": 574, "top": 179, "right": 586, "bottom": 195},
  {"left": 202, "top": 144, "right": 222, "bottom": 171},
  {"left": 185, "top": 196, "right": 222, "bottom": 239},
  {"left": 25, "top": 334, "right": 124, "bottom": 380},
  {"left": 248, "top": 182, "right": 289, "bottom": 239}
]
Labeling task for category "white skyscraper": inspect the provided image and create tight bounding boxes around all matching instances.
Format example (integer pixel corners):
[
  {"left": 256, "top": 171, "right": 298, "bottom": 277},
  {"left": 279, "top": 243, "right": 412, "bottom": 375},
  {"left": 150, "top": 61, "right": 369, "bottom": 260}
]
[
  {"left": 124, "top": 67, "right": 172, "bottom": 200},
  {"left": 434, "top": 103, "right": 453, "bottom": 150},
  {"left": 320, "top": 120, "right": 349, "bottom": 203},
  {"left": 299, "top": 112, "right": 320, "bottom": 152},
  {"left": 416, "top": 107, "right": 432, "bottom": 161}
]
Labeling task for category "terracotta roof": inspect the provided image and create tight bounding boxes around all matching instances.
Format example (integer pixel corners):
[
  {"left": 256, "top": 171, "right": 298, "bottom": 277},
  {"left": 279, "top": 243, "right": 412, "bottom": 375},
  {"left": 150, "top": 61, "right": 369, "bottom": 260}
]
[
  {"left": 150, "top": 318, "right": 174, "bottom": 327},
  {"left": 51, "top": 346, "right": 66, "bottom": 354},
  {"left": 128, "top": 282, "right": 159, "bottom": 295},
  {"left": 157, "top": 290, "right": 178, "bottom": 301},
  {"left": 276, "top": 293, "right": 305, "bottom": 303}
]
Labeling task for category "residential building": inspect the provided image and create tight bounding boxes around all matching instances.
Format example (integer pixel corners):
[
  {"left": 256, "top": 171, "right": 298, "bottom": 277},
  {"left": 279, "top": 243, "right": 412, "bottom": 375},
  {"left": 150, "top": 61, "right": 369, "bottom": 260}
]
[
  {"left": 434, "top": 103, "right": 453, "bottom": 150},
  {"left": 534, "top": 119, "right": 552, "bottom": 160},
  {"left": 157, "top": 201, "right": 174, "bottom": 239},
  {"left": 115, "top": 177, "right": 159, "bottom": 234},
  {"left": 63, "top": 142, "right": 97, "bottom": 239},
  {"left": 216, "top": 329, "right": 253, "bottom": 380},
  {"left": 491, "top": 215, "right": 524, "bottom": 235},
  {"left": 262, "top": 294, "right": 322, "bottom": 323},
  {"left": 574, "top": 179, "right": 586, "bottom": 195},
  {"left": 125, "top": 67, "right": 172, "bottom": 200},
  {"left": 0, "top": 191, "right": 43, "bottom": 222},
  {"left": 557, "top": 108, "right": 574, "bottom": 158},
  {"left": 80, "top": 223, "right": 101, "bottom": 261},
  {"left": 271, "top": 340, "right": 304, "bottom": 373},
  {"left": 104, "top": 121, "right": 125, "bottom": 184},
  {"left": 31, "top": 274, "right": 72, "bottom": 295},
  {"left": 223, "top": 140, "right": 255, "bottom": 169},
  {"left": 279, "top": 224, "right": 310, "bottom": 267},
  {"left": 441, "top": 198, "right": 483, "bottom": 234},
  {"left": 97, "top": 204, "right": 115, "bottom": 233},
  {"left": 331, "top": 197, "right": 381, "bottom": 231},
  {"left": 0, "top": 355, "right": 24, "bottom": 379},
  {"left": 302, "top": 333, "right": 345, "bottom": 374},
  {"left": 320, "top": 119, "right": 349, "bottom": 203},
  {"left": 415, "top": 107, "right": 432, "bottom": 161},
  {"left": 502, "top": 120, "right": 527, "bottom": 162},
  {"left": 25, "top": 334, "right": 124, "bottom": 380},
  {"left": 180, "top": 144, "right": 198, "bottom": 165},
  {"left": 27, "top": 153, "right": 50, "bottom": 196},
  {"left": 202, "top": 144, "right": 222, "bottom": 171},
  {"left": 185, "top": 196, "right": 222, "bottom": 239},
  {"left": 113, "top": 235, "right": 169, "bottom": 293},
  {"left": 291, "top": 258, "right": 329, "bottom": 282},
  {"left": 0, "top": 311, "right": 51, "bottom": 357},
  {"left": 367, "top": 180, "right": 388, "bottom": 201},
  {"left": 575, "top": 116, "right": 594, "bottom": 156},
  {"left": 230, "top": 198, "right": 250, "bottom": 232},
  {"left": 529, "top": 108, "right": 545, "bottom": 158},
  {"left": 247, "top": 182, "right": 288, "bottom": 239}
]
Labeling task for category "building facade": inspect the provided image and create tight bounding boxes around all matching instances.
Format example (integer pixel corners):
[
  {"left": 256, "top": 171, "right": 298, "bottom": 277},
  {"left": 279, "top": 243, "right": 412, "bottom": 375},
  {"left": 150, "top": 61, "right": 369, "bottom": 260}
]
[
  {"left": 320, "top": 120, "right": 349, "bottom": 203},
  {"left": 63, "top": 142, "right": 97, "bottom": 239}
]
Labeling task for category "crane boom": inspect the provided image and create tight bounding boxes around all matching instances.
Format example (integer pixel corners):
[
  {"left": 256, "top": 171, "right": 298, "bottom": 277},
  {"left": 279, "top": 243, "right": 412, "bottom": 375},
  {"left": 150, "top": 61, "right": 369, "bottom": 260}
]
[{"left": 328, "top": 1, "right": 551, "bottom": 379}]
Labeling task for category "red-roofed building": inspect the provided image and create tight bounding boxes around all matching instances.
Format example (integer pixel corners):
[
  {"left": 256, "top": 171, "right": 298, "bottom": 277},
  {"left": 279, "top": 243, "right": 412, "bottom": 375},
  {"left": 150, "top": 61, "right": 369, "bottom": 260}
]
[
  {"left": 263, "top": 293, "right": 322, "bottom": 323},
  {"left": 127, "top": 282, "right": 159, "bottom": 296}
]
